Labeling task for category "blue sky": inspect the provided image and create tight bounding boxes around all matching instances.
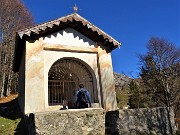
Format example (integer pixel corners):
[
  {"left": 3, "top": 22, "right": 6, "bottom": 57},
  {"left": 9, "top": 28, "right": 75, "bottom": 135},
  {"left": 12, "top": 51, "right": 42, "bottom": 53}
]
[{"left": 22, "top": 0, "right": 180, "bottom": 78}]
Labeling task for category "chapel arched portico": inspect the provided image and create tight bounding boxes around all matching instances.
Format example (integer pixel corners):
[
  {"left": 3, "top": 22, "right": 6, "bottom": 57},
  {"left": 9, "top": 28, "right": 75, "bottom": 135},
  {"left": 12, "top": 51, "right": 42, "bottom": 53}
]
[{"left": 48, "top": 57, "right": 98, "bottom": 109}]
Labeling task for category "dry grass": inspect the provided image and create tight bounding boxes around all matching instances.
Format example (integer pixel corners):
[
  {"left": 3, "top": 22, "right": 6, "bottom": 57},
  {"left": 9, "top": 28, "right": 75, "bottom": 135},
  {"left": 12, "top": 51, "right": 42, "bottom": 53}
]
[{"left": 0, "top": 94, "right": 18, "bottom": 103}]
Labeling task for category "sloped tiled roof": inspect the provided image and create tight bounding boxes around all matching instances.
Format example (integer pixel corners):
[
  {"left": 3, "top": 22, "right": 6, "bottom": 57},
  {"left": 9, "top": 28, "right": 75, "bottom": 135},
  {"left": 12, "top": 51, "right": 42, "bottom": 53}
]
[
  {"left": 17, "top": 13, "right": 121, "bottom": 46},
  {"left": 13, "top": 13, "right": 121, "bottom": 72}
]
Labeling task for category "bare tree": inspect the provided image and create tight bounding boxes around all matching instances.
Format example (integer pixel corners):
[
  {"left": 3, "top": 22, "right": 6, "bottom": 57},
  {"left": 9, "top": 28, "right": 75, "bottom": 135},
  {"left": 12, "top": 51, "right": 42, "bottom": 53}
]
[
  {"left": 0, "top": 0, "right": 34, "bottom": 98},
  {"left": 138, "top": 37, "right": 180, "bottom": 134},
  {"left": 139, "top": 37, "right": 180, "bottom": 116}
]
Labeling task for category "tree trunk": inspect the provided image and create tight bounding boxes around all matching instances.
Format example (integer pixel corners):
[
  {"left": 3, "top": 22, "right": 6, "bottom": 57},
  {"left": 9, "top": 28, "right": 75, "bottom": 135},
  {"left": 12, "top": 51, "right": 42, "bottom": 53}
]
[{"left": 0, "top": 72, "right": 5, "bottom": 98}]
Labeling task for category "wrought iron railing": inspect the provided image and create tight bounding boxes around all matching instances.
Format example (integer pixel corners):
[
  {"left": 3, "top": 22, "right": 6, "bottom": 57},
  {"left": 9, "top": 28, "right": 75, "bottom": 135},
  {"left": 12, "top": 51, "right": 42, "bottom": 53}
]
[{"left": 48, "top": 80, "right": 94, "bottom": 108}]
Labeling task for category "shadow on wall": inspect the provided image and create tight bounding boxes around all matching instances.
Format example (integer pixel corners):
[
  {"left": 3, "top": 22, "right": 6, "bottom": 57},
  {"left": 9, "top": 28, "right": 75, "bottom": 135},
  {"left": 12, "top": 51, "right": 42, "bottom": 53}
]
[{"left": 105, "top": 110, "right": 119, "bottom": 135}]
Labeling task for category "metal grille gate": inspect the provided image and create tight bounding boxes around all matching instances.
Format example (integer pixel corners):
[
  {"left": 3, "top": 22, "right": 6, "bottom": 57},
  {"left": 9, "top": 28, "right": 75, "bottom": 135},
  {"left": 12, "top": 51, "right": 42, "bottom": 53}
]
[{"left": 48, "top": 58, "right": 95, "bottom": 108}]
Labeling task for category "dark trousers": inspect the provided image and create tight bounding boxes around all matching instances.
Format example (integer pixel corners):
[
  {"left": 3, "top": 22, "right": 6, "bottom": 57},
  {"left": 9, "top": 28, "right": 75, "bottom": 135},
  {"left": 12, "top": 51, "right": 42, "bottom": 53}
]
[{"left": 78, "top": 102, "right": 88, "bottom": 109}]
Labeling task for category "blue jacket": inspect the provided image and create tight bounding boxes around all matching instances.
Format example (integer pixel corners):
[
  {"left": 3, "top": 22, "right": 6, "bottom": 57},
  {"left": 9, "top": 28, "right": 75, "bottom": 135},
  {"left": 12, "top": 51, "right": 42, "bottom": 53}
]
[{"left": 76, "top": 88, "right": 92, "bottom": 107}]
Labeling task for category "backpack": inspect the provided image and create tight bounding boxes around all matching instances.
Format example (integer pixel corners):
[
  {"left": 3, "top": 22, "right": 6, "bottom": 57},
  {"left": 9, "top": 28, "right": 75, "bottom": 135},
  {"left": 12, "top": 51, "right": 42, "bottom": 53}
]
[{"left": 77, "top": 90, "right": 88, "bottom": 104}]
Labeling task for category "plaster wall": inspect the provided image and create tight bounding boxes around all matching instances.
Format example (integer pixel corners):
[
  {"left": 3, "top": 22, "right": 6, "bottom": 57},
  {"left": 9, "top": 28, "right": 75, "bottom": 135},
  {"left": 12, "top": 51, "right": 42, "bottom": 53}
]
[
  {"left": 97, "top": 45, "right": 117, "bottom": 111},
  {"left": 43, "top": 50, "right": 100, "bottom": 111},
  {"left": 25, "top": 38, "right": 45, "bottom": 114}
]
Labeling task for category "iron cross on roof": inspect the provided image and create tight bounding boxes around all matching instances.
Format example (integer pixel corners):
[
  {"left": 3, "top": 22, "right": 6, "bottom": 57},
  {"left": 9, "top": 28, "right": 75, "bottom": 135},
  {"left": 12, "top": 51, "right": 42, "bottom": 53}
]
[{"left": 73, "top": 4, "right": 81, "bottom": 13}]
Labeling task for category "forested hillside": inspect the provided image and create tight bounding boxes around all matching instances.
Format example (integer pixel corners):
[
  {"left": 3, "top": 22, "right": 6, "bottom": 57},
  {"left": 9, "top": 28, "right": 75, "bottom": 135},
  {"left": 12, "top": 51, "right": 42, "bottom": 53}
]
[
  {"left": 0, "top": 0, "right": 34, "bottom": 98},
  {"left": 114, "top": 37, "right": 180, "bottom": 128},
  {"left": 113, "top": 72, "right": 131, "bottom": 109}
]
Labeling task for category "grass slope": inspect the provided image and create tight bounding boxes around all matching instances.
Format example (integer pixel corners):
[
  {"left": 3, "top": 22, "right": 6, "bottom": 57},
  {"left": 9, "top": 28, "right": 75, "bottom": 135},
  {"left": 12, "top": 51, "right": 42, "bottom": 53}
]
[
  {"left": 0, "top": 117, "right": 20, "bottom": 134},
  {"left": 0, "top": 95, "right": 27, "bottom": 135}
]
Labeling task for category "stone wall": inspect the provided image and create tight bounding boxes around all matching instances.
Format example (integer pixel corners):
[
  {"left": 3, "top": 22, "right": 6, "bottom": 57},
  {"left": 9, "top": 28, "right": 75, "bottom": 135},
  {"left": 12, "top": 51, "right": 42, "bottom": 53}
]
[
  {"left": 105, "top": 107, "right": 176, "bottom": 135},
  {"left": 26, "top": 108, "right": 105, "bottom": 135},
  {"left": 25, "top": 107, "right": 176, "bottom": 135}
]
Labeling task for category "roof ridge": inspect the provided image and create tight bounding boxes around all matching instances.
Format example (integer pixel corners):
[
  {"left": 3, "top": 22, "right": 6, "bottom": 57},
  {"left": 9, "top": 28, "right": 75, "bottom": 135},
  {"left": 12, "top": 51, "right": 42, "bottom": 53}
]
[{"left": 17, "top": 13, "right": 121, "bottom": 46}]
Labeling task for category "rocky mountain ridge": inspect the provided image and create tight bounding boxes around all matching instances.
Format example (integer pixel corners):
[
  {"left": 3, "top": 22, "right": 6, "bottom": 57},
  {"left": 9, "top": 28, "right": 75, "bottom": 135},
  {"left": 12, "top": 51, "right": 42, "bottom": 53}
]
[{"left": 113, "top": 72, "right": 132, "bottom": 90}]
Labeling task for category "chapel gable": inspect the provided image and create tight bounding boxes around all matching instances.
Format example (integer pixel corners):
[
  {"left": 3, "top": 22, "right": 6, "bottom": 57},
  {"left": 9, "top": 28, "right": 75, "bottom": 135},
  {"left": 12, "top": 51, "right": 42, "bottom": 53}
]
[{"left": 43, "top": 28, "right": 96, "bottom": 47}]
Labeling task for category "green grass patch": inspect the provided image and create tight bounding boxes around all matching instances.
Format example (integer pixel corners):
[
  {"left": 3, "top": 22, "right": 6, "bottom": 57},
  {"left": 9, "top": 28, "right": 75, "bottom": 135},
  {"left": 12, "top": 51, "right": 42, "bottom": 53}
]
[{"left": 0, "top": 117, "right": 20, "bottom": 135}]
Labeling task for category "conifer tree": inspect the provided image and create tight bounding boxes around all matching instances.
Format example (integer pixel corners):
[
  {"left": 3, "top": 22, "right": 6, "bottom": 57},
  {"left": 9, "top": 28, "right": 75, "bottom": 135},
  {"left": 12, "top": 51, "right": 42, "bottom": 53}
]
[{"left": 128, "top": 80, "right": 145, "bottom": 108}]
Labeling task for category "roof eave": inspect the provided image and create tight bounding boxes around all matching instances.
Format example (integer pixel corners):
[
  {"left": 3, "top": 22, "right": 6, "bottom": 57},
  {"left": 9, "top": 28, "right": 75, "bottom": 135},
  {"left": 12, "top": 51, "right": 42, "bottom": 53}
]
[{"left": 17, "top": 13, "right": 121, "bottom": 47}]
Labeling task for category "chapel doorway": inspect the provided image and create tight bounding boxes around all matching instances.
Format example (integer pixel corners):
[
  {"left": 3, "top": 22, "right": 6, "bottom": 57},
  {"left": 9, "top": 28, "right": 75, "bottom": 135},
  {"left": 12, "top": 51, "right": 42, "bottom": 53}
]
[{"left": 48, "top": 58, "right": 97, "bottom": 109}]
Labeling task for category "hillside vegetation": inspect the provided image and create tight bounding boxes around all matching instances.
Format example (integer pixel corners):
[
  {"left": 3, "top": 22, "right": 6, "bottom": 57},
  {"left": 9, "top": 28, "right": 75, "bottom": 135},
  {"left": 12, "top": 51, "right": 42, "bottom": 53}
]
[{"left": 114, "top": 72, "right": 131, "bottom": 109}]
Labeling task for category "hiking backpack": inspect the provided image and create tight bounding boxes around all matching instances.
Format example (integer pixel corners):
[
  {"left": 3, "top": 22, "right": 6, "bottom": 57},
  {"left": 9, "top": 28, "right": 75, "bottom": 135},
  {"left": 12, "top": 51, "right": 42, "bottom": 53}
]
[{"left": 77, "top": 90, "right": 88, "bottom": 104}]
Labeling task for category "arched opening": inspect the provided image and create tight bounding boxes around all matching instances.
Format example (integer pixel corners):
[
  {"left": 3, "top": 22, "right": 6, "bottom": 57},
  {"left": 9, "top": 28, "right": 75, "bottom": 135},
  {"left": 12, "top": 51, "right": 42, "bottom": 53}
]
[{"left": 48, "top": 58, "right": 97, "bottom": 108}]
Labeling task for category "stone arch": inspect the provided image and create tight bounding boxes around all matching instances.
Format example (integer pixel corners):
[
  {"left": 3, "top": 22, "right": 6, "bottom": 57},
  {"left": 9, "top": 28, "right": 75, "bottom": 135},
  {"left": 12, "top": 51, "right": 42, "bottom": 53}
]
[{"left": 48, "top": 57, "right": 98, "bottom": 108}]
